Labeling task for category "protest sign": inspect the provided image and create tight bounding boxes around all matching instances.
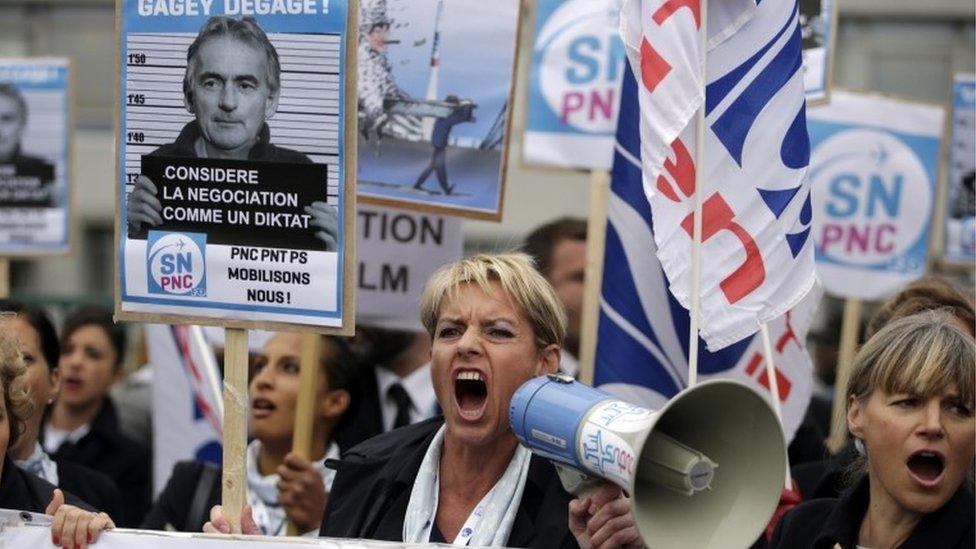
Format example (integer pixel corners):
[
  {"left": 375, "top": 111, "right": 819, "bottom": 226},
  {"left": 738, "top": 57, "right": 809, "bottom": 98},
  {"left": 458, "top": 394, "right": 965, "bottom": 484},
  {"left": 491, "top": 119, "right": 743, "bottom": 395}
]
[
  {"left": 800, "top": 0, "right": 836, "bottom": 105},
  {"left": 943, "top": 73, "right": 975, "bottom": 265},
  {"left": 0, "top": 514, "right": 451, "bottom": 548},
  {"left": 355, "top": 0, "right": 521, "bottom": 220},
  {"left": 0, "top": 58, "right": 71, "bottom": 255},
  {"left": 520, "top": 0, "right": 833, "bottom": 173},
  {"left": 522, "top": 0, "right": 624, "bottom": 171},
  {"left": 808, "top": 90, "right": 944, "bottom": 300},
  {"left": 356, "top": 204, "right": 462, "bottom": 332},
  {"left": 115, "top": 3, "right": 356, "bottom": 332}
]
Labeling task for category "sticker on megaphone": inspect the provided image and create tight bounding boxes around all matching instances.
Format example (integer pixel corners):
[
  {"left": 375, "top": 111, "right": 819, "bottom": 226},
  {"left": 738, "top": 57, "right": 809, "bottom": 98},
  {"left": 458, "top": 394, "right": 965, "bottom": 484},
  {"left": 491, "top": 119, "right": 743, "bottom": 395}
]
[{"left": 510, "top": 373, "right": 789, "bottom": 549}]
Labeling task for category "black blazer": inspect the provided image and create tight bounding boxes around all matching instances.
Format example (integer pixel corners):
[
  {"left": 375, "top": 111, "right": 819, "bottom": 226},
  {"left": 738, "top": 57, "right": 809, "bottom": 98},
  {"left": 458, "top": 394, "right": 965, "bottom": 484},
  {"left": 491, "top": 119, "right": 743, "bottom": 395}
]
[
  {"left": 791, "top": 440, "right": 860, "bottom": 500},
  {"left": 141, "top": 460, "right": 220, "bottom": 532},
  {"left": 55, "top": 460, "right": 123, "bottom": 522},
  {"left": 770, "top": 475, "right": 975, "bottom": 549},
  {"left": 0, "top": 457, "right": 92, "bottom": 513},
  {"left": 321, "top": 418, "right": 578, "bottom": 548},
  {"left": 45, "top": 399, "right": 150, "bottom": 526}
]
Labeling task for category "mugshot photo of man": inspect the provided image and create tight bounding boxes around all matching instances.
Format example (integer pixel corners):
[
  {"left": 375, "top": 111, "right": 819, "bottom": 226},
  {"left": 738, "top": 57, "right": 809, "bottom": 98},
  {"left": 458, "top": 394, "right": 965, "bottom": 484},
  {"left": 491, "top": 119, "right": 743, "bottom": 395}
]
[
  {"left": 0, "top": 83, "right": 47, "bottom": 166},
  {"left": 126, "top": 16, "right": 338, "bottom": 250}
]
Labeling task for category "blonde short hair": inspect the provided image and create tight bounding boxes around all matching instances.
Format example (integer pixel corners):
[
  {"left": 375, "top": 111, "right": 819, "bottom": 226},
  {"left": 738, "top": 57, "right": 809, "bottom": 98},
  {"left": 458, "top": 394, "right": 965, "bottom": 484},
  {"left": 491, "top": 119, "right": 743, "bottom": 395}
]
[
  {"left": 420, "top": 253, "right": 566, "bottom": 349},
  {"left": 0, "top": 331, "right": 32, "bottom": 448},
  {"left": 847, "top": 311, "right": 975, "bottom": 406}
]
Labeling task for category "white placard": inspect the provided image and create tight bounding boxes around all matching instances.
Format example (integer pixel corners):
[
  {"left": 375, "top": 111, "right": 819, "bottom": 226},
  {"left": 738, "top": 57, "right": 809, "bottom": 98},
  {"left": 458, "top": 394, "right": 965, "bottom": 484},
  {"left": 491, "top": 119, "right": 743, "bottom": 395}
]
[
  {"left": 0, "top": 512, "right": 455, "bottom": 548},
  {"left": 356, "top": 205, "right": 463, "bottom": 332},
  {"left": 116, "top": 6, "right": 355, "bottom": 330},
  {"left": 943, "top": 74, "right": 976, "bottom": 264},
  {"left": 808, "top": 91, "right": 944, "bottom": 300},
  {"left": 0, "top": 58, "right": 70, "bottom": 255}
]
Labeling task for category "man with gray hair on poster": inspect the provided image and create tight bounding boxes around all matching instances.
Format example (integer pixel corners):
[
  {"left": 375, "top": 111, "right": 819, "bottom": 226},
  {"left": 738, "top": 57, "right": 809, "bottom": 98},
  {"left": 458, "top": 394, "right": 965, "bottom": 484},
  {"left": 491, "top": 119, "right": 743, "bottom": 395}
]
[{"left": 126, "top": 15, "right": 338, "bottom": 250}]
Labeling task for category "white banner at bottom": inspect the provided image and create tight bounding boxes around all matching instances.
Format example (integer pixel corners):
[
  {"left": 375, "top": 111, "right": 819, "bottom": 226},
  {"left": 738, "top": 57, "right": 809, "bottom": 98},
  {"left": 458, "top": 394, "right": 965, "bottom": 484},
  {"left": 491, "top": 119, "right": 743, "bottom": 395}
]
[{"left": 0, "top": 510, "right": 456, "bottom": 549}]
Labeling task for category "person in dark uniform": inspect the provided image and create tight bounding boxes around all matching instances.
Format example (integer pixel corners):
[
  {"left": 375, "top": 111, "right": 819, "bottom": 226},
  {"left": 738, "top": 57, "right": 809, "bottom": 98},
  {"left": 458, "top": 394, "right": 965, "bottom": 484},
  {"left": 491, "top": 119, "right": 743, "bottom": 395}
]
[
  {"left": 413, "top": 95, "right": 474, "bottom": 195},
  {"left": 771, "top": 312, "right": 974, "bottom": 549},
  {"left": 141, "top": 332, "right": 356, "bottom": 536},
  {"left": 42, "top": 305, "right": 150, "bottom": 527},
  {"left": 0, "top": 300, "right": 122, "bottom": 522},
  {"left": 125, "top": 15, "right": 337, "bottom": 250}
]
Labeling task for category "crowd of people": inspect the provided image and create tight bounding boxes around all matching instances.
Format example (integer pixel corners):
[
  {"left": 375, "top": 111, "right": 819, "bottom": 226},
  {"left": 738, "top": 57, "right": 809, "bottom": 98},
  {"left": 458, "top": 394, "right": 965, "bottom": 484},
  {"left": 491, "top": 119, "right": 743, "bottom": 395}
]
[{"left": 0, "top": 218, "right": 970, "bottom": 549}]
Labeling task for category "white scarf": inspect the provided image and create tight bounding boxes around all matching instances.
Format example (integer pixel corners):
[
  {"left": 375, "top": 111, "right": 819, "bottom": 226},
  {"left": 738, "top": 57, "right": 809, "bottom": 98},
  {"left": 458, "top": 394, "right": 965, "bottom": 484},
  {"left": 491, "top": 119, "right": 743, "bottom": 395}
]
[
  {"left": 14, "top": 442, "right": 59, "bottom": 485},
  {"left": 245, "top": 439, "right": 337, "bottom": 536},
  {"left": 402, "top": 425, "right": 531, "bottom": 546}
]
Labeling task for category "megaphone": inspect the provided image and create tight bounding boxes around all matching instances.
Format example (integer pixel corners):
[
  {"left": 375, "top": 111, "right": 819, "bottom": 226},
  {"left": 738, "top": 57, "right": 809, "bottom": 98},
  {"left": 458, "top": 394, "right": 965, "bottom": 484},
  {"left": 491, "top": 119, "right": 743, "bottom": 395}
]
[{"left": 509, "top": 374, "right": 786, "bottom": 549}]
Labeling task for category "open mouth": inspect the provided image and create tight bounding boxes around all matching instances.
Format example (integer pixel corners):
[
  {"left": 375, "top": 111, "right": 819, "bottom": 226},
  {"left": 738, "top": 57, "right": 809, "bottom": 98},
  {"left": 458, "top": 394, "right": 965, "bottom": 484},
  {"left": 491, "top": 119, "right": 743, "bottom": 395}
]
[
  {"left": 906, "top": 451, "right": 945, "bottom": 484},
  {"left": 454, "top": 370, "right": 488, "bottom": 420},
  {"left": 62, "top": 377, "right": 83, "bottom": 392},
  {"left": 251, "top": 398, "right": 276, "bottom": 419}
]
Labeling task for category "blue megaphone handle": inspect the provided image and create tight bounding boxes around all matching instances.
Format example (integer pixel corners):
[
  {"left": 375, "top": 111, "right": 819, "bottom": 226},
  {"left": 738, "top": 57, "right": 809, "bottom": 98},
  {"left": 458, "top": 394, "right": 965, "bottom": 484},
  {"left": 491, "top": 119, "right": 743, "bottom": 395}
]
[{"left": 509, "top": 374, "right": 616, "bottom": 470}]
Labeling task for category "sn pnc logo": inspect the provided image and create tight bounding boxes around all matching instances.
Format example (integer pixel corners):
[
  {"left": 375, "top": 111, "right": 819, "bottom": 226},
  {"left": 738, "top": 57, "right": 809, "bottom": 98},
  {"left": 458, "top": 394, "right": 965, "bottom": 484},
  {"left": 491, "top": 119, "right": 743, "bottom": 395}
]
[{"left": 147, "top": 231, "right": 207, "bottom": 297}]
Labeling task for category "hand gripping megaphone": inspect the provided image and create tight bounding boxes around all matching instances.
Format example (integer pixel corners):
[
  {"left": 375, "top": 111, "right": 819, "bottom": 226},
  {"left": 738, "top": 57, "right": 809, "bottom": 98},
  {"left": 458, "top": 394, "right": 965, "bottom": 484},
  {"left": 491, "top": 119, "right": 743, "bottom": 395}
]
[{"left": 509, "top": 374, "right": 786, "bottom": 549}]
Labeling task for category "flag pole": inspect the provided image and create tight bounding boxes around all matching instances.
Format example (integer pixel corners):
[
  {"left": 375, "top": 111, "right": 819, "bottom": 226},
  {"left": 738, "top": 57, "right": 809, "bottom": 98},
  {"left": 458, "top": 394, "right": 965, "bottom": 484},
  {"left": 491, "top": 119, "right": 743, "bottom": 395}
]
[
  {"left": 687, "top": 0, "right": 708, "bottom": 387},
  {"left": 0, "top": 259, "right": 8, "bottom": 298},
  {"left": 286, "top": 332, "right": 323, "bottom": 535},
  {"left": 578, "top": 170, "right": 611, "bottom": 387},
  {"left": 827, "top": 298, "right": 862, "bottom": 452},
  {"left": 759, "top": 322, "right": 793, "bottom": 490}
]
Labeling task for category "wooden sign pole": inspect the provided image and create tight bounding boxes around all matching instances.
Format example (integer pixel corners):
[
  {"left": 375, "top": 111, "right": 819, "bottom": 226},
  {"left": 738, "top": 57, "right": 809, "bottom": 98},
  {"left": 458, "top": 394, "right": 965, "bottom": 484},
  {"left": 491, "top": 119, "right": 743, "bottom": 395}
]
[
  {"left": 285, "top": 332, "right": 322, "bottom": 536},
  {"left": 826, "top": 298, "right": 862, "bottom": 453},
  {"left": 578, "top": 170, "right": 610, "bottom": 386},
  {"left": 221, "top": 327, "right": 249, "bottom": 532},
  {"left": 0, "top": 259, "right": 8, "bottom": 298}
]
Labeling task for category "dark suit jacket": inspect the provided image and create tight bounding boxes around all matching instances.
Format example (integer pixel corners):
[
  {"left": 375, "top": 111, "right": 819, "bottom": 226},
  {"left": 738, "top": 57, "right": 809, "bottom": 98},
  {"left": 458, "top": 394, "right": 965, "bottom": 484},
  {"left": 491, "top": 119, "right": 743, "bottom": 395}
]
[
  {"left": 56, "top": 460, "right": 123, "bottom": 520},
  {"left": 0, "top": 457, "right": 92, "bottom": 513},
  {"left": 141, "top": 460, "right": 220, "bottom": 532},
  {"left": 45, "top": 399, "right": 150, "bottom": 527},
  {"left": 770, "top": 476, "right": 975, "bottom": 549},
  {"left": 321, "top": 418, "right": 578, "bottom": 548}
]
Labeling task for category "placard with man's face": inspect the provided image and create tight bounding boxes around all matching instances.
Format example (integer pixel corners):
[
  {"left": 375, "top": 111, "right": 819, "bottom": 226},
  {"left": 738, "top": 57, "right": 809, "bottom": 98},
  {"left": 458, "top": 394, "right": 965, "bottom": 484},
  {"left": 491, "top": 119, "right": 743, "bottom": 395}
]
[
  {"left": 116, "top": 5, "right": 356, "bottom": 332},
  {"left": 0, "top": 58, "right": 70, "bottom": 255}
]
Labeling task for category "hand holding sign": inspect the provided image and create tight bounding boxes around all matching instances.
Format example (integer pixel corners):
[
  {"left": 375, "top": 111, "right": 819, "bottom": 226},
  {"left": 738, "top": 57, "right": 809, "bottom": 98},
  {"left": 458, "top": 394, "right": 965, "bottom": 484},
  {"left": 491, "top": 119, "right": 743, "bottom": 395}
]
[
  {"left": 47, "top": 489, "right": 115, "bottom": 549},
  {"left": 305, "top": 201, "right": 338, "bottom": 252},
  {"left": 276, "top": 452, "right": 327, "bottom": 534},
  {"left": 127, "top": 174, "right": 162, "bottom": 235}
]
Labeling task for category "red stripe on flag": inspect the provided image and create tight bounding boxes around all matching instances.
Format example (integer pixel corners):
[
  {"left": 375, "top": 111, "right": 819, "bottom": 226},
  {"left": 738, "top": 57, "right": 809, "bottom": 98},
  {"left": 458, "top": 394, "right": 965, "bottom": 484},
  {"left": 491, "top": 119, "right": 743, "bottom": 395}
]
[
  {"left": 681, "top": 193, "right": 766, "bottom": 304},
  {"left": 652, "top": 0, "right": 701, "bottom": 28},
  {"left": 639, "top": 38, "right": 672, "bottom": 93}
]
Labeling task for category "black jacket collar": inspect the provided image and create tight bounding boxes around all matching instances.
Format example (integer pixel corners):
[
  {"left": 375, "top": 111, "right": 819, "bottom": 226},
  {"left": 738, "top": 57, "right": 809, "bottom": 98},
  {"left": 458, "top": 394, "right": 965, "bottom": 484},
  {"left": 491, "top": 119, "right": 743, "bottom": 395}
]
[
  {"left": 323, "top": 417, "right": 575, "bottom": 547},
  {"left": 816, "top": 476, "right": 976, "bottom": 549},
  {"left": 0, "top": 456, "right": 46, "bottom": 511},
  {"left": 89, "top": 398, "right": 120, "bottom": 438}
]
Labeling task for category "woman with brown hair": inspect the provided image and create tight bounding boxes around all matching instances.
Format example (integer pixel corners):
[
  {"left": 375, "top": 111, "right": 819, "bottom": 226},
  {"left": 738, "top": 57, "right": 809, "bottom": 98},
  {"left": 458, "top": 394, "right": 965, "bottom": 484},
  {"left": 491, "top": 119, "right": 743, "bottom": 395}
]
[{"left": 772, "top": 312, "right": 975, "bottom": 548}]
